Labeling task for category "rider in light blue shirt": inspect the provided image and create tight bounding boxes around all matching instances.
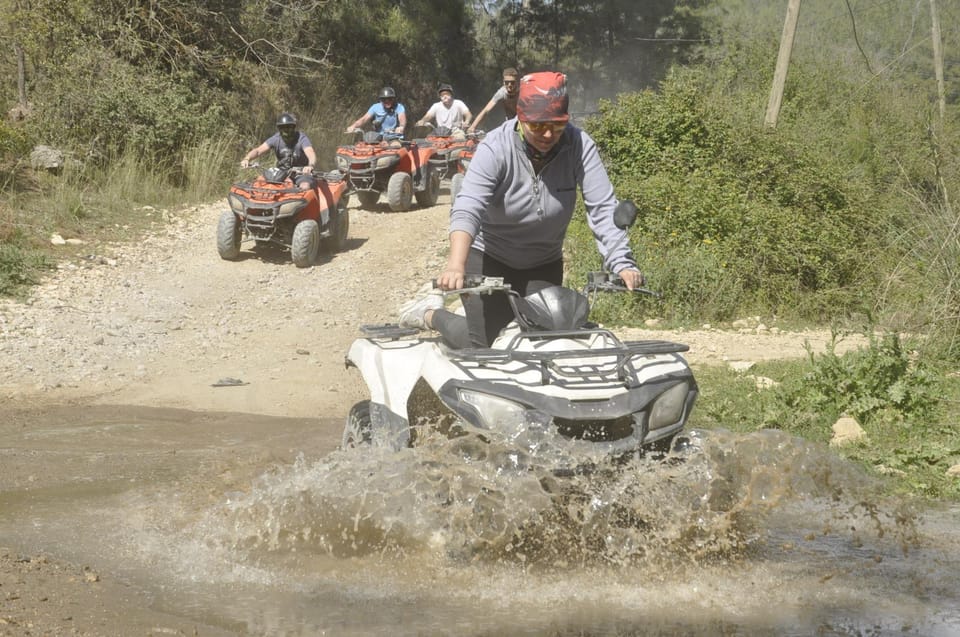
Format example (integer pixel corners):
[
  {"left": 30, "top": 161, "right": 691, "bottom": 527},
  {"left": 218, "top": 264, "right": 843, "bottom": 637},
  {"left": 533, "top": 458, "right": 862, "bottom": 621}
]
[{"left": 346, "top": 87, "right": 407, "bottom": 141}]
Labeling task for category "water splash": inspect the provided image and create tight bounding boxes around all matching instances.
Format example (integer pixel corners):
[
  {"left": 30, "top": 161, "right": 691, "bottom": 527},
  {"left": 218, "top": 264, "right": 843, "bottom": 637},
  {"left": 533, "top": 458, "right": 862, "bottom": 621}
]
[{"left": 196, "top": 427, "right": 919, "bottom": 574}]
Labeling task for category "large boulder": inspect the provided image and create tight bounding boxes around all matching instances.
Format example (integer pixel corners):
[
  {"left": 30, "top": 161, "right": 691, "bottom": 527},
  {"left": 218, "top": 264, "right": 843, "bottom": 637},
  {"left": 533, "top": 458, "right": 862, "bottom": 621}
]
[{"left": 30, "top": 145, "right": 65, "bottom": 173}]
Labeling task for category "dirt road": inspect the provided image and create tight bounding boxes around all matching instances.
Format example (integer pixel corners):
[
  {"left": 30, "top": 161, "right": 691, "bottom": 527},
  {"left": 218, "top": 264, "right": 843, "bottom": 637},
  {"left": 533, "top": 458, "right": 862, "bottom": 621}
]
[{"left": 0, "top": 194, "right": 863, "bottom": 635}]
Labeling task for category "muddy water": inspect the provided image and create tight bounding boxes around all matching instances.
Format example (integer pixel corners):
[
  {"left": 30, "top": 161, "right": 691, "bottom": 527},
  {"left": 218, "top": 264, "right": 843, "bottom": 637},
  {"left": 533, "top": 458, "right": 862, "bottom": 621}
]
[{"left": 2, "top": 404, "right": 958, "bottom": 636}]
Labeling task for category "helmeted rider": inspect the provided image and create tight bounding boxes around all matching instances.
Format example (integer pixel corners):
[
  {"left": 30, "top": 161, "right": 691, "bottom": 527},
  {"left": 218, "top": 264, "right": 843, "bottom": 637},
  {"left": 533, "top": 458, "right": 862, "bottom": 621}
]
[
  {"left": 240, "top": 112, "right": 318, "bottom": 190},
  {"left": 415, "top": 83, "right": 473, "bottom": 140},
  {"left": 345, "top": 87, "right": 407, "bottom": 141}
]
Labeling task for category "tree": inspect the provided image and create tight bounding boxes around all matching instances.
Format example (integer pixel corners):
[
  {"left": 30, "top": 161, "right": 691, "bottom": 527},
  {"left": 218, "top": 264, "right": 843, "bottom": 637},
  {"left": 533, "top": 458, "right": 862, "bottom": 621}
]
[{"left": 474, "top": 0, "right": 710, "bottom": 111}]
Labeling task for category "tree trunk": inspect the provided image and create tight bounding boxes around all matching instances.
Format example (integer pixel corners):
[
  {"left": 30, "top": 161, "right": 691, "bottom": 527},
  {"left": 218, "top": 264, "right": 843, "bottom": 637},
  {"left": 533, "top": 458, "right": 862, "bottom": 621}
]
[
  {"left": 16, "top": 41, "right": 27, "bottom": 109},
  {"left": 764, "top": 0, "right": 802, "bottom": 129}
]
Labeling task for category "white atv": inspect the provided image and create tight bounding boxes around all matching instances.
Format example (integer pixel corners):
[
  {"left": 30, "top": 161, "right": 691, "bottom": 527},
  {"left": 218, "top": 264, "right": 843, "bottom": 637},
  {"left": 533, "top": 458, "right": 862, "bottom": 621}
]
[{"left": 342, "top": 205, "right": 698, "bottom": 471}]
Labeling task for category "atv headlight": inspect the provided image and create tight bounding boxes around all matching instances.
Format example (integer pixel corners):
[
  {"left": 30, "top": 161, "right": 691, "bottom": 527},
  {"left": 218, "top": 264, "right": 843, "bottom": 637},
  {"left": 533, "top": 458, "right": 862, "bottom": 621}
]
[
  {"left": 228, "top": 193, "right": 247, "bottom": 216},
  {"left": 277, "top": 200, "right": 306, "bottom": 218},
  {"left": 336, "top": 156, "right": 350, "bottom": 171},
  {"left": 375, "top": 155, "right": 400, "bottom": 170},
  {"left": 648, "top": 382, "right": 690, "bottom": 430},
  {"left": 458, "top": 389, "right": 526, "bottom": 430}
]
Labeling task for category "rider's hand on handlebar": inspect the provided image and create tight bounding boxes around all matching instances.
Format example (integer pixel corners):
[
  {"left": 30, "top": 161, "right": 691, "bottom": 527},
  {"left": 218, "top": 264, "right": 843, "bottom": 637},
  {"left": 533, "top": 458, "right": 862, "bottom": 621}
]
[
  {"left": 618, "top": 268, "right": 645, "bottom": 291},
  {"left": 240, "top": 159, "right": 250, "bottom": 168},
  {"left": 436, "top": 267, "right": 465, "bottom": 291}
]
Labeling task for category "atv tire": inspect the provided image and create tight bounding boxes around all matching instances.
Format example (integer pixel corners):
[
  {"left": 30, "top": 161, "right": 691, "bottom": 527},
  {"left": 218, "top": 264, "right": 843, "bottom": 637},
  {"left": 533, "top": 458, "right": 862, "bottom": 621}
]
[
  {"left": 216, "top": 211, "right": 241, "bottom": 260},
  {"left": 341, "top": 400, "right": 373, "bottom": 449},
  {"left": 291, "top": 219, "right": 320, "bottom": 267},
  {"left": 450, "top": 173, "right": 464, "bottom": 201},
  {"left": 357, "top": 190, "right": 380, "bottom": 210},
  {"left": 414, "top": 168, "right": 440, "bottom": 207},
  {"left": 322, "top": 196, "right": 350, "bottom": 253},
  {"left": 387, "top": 172, "right": 413, "bottom": 212}
]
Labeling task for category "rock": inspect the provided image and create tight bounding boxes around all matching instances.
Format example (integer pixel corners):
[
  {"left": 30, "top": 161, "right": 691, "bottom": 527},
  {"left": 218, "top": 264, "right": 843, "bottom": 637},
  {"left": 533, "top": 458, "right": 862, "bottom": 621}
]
[
  {"left": 728, "top": 360, "right": 755, "bottom": 372},
  {"left": 947, "top": 464, "right": 960, "bottom": 478},
  {"left": 50, "top": 234, "right": 66, "bottom": 246},
  {"left": 750, "top": 375, "right": 779, "bottom": 389},
  {"left": 644, "top": 318, "right": 661, "bottom": 327},
  {"left": 876, "top": 464, "right": 907, "bottom": 476},
  {"left": 831, "top": 416, "right": 866, "bottom": 446},
  {"left": 30, "top": 145, "right": 64, "bottom": 171}
]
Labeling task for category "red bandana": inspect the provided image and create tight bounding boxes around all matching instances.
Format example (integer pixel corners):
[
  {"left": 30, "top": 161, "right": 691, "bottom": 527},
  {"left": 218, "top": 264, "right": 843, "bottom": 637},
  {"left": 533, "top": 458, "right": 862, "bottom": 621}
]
[{"left": 517, "top": 72, "right": 570, "bottom": 123}]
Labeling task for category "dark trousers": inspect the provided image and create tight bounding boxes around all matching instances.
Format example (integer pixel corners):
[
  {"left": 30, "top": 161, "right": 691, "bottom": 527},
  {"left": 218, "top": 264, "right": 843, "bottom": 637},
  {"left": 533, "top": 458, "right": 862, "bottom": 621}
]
[{"left": 432, "top": 249, "right": 563, "bottom": 348}]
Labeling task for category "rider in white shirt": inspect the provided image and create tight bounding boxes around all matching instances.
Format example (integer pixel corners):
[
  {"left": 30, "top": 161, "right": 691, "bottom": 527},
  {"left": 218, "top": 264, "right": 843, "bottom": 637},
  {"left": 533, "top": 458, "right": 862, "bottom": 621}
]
[{"left": 416, "top": 84, "right": 472, "bottom": 139}]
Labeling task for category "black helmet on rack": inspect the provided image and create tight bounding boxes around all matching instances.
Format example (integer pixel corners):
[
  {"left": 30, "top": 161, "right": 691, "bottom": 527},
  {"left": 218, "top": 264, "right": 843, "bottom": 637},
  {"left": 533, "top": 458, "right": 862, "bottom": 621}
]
[
  {"left": 276, "top": 112, "right": 299, "bottom": 145},
  {"left": 379, "top": 87, "right": 397, "bottom": 101},
  {"left": 515, "top": 286, "right": 590, "bottom": 331}
]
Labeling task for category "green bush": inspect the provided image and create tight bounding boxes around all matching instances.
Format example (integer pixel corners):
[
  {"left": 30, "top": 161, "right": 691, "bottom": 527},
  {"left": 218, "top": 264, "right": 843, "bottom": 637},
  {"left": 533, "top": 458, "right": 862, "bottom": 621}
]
[
  {"left": 689, "top": 332, "right": 957, "bottom": 499},
  {"left": 0, "top": 234, "right": 50, "bottom": 297},
  {"left": 0, "top": 119, "right": 31, "bottom": 160},
  {"left": 27, "top": 48, "right": 233, "bottom": 166},
  {"left": 772, "top": 332, "right": 941, "bottom": 438},
  {"left": 574, "top": 68, "right": 882, "bottom": 325}
]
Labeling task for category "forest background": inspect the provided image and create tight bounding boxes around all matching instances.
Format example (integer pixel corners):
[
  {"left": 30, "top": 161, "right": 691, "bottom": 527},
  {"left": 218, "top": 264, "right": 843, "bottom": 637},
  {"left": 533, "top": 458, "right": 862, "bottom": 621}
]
[{"left": 1, "top": 0, "right": 959, "bottom": 498}]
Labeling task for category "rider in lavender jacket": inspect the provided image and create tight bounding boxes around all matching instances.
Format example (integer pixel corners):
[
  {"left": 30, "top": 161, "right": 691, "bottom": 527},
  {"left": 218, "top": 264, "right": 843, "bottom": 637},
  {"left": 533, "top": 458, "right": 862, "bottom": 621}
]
[{"left": 402, "top": 71, "right": 644, "bottom": 348}]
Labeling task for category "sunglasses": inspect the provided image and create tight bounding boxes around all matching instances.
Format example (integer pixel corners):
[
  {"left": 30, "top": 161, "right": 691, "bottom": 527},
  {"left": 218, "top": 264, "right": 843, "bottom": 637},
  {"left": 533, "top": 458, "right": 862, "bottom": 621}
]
[
  {"left": 503, "top": 80, "right": 517, "bottom": 85},
  {"left": 524, "top": 121, "right": 567, "bottom": 134}
]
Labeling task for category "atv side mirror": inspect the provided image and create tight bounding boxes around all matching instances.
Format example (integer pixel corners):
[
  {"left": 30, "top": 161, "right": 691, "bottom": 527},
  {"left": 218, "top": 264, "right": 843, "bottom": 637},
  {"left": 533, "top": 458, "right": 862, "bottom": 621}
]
[{"left": 613, "top": 200, "right": 638, "bottom": 230}]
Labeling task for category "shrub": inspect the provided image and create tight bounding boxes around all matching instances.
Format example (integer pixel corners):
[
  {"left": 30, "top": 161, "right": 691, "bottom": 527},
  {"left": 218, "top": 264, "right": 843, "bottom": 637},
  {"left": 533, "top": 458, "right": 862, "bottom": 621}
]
[
  {"left": 771, "top": 332, "right": 941, "bottom": 440},
  {"left": 0, "top": 230, "right": 50, "bottom": 297},
  {"left": 26, "top": 48, "right": 231, "bottom": 166},
  {"left": 576, "top": 67, "right": 882, "bottom": 325}
]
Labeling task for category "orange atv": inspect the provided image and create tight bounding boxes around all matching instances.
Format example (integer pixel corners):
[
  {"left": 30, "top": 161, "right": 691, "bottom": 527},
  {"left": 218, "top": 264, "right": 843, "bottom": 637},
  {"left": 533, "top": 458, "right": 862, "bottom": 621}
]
[
  {"left": 449, "top": 131, "right": 483, "bottom": 200},
  {"left": 334, "top": 131, "right": 439, "bottom": 211},
  {"left": 218, "top": 163, "right": 350, "bottom": 267},
  {"left": 412, "top": 125, "right": 480, "bottom": 186}
]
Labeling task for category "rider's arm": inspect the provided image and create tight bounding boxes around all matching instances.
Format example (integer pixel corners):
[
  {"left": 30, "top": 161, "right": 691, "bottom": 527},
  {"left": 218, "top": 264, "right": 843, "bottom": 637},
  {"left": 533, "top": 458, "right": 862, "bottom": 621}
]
[
  {"left": 438, "top": 230, "right": 473, "bottom": 290},
  {"left": 577, "top": 129, "right": 642, "bottom": 287},
  {"left": 347, "top": 112, "right": 372, "bottom": 132},
  {"left": 469, "top": 98, "right": 497, "bottom": 131},
  {"left": 396, "top": 110, "right": 407, "bottom": 136},
  {"left": 416, "top": 104, "right": 434, "bottom": 127},
  {"left": 304, "top": 146, "right": 317, "bottom": 172},
  {"left": 240, "top": 141, "right": 270, "bottom": 167}
]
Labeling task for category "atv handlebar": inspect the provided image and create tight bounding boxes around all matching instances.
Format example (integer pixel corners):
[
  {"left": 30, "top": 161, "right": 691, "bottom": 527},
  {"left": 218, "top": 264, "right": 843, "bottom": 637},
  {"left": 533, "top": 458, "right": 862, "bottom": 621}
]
[
  {"left": 432, "top": 273, "right": 659, "bottom": 299},
  {"left": 584, "top": 271, "right": 660, "bottom": 298},
  {"left": 433, "top": 275, "right": 513, "bottom": 298}
]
